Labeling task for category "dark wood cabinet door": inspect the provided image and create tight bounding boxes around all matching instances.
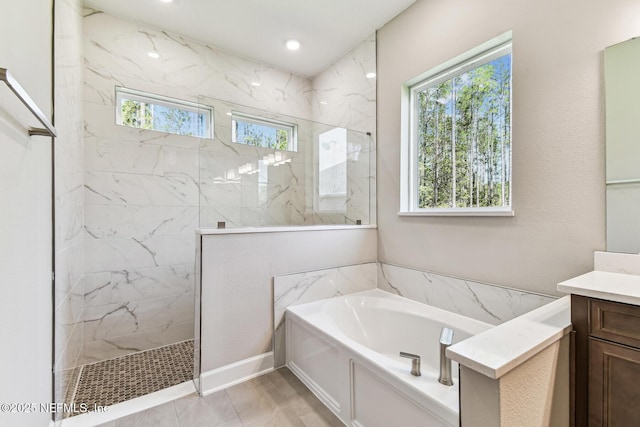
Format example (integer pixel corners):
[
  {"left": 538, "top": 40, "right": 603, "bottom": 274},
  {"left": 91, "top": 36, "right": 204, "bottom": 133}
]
[{"left": 589, "top": 338, "right": 640, "bottom": 426}]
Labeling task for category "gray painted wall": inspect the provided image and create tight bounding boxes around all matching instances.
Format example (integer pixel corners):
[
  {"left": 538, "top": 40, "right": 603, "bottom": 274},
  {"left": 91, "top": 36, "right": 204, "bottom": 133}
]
[
  {"left": 200, "top": 228, "right": 377, "bottom": 372},
  {"left": 0, "top": 0, "right": 53, "bottom": 425},
  {"left": 376, "top": 0, "right": 640, "bottom": 296}
]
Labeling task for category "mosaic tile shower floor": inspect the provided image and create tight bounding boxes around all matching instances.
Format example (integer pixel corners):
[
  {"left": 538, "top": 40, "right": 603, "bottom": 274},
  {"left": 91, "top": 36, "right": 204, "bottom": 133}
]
[{"left": 66, "top": 340, "right": 194, "bottom": 418}]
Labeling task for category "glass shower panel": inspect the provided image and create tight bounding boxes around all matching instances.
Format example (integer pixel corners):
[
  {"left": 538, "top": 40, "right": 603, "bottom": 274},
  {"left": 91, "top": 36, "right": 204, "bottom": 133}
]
[{"left": 197, "top": 95, "right": 374, "bottom": 228}]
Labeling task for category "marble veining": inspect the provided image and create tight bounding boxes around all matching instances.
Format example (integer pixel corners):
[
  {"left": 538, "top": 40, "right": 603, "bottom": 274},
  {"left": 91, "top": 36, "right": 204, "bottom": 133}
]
[
  {"left": 83, "top": 10, "right": 313, "bottom": 119},
  {"left": 377, "top": 263, "right": 555, "bottom": 325},
  {"left": 84, "top": 265, "right": 194, "bottom": 307},
  {"left": 311, "top": 33, "right": 377, "bottom": 134},
  {"left": 54, "top": 0, "right": 85, "bottom": 388},
  {"left": 195, "top": 95, "right": 373, "bottom": 228},
  {"left": 84, "top": 206, "right": 198, "bottom": 240},
  {"left": 85, "top": 171, "right": 200, "bottom": 207},
  {"left": 273, "top": 263, "right": 377, "bottom": 367},
  {"left": 273, "top": 262, "right": 556, "bottom": 375},
  {"left": 80, "top": 7, "right": 376, "bottom": 364}
]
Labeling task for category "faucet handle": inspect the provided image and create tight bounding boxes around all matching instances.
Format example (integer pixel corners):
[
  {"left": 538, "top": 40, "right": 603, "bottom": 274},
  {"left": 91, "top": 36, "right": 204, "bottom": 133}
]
[{"left": 399, "top": 351, "right": 421, "bottom": 376}]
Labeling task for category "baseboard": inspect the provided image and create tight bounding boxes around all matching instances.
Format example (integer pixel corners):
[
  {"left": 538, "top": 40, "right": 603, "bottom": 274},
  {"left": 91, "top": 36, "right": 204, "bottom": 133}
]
[
  {"left": 200, "top": 352, "right": 274, "bottom": 396},
  {"left": 56, "top": 381, "right": 195, "bottom": 427}
]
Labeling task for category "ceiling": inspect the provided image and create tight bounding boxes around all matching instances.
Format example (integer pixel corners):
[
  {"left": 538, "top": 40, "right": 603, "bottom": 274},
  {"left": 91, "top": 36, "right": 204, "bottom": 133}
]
[{"left": 82, "top": 0, "right": 416, "bottom": 77}]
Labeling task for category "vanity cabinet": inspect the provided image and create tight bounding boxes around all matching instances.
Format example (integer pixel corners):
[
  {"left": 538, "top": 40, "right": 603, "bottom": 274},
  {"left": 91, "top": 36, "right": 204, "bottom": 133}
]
[{"left": 572, "top": 295, "right": 640, "bottom": 426}]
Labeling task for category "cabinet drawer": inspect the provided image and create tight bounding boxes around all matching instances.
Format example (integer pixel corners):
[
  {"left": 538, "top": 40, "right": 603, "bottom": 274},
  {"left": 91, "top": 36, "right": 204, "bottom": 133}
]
[{"left": 590, "top": 299, "right": 640, "bottom": 348}]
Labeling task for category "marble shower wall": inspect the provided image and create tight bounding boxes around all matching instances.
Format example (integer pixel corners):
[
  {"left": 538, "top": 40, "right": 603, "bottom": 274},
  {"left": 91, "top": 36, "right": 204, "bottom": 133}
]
[
  {"left": 198, "top": 97, "right": 374, "bottom": 228},
  {"left": 82, "top": 9, "right": 375, "bottom": 363},
  {"left": 81, "top": 9, "right": 376, "bottom": 363},
  {"left": 197, "top": 33, "right": 377, "bottom": 228},
  {"left": 308, "top": 34, "right": 377, "bottom": 225},
  {"left": 81, "top": 10, "right": 210, "bottom": 363},
  {"left": 377, "top": 263, "right": 556, "bottom": 325},
  {"left": 311, "top": 34, "right": 376, "bottom": 134},
  {"left": 54, "top": 0, "right": 85, "bottom": 400},
  {"left": 197, "top": 98, "right": 308, "bottom": 228},
  {"left": 273, "top": 263, "right": 378, "bottom": 368}
]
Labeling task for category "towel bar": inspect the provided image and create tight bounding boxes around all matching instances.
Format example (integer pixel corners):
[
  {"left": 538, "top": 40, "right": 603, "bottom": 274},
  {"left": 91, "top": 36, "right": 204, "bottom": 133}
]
[{"left": 0, "top": 67, "right": 56, "bottom": 137}]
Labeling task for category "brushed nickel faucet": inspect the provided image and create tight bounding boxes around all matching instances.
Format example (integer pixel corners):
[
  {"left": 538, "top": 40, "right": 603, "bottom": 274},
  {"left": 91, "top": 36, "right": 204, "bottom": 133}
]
[
  {"left": 439, "top": 327, "right": 454, "bottom": 386},
  {"left": 399, "top": 351, "right": 421, "bottom": 376}
]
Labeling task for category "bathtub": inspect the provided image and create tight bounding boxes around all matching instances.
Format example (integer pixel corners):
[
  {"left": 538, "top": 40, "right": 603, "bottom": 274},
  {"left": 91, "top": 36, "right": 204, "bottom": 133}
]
[{"left": 285, "top": 289, "right": 491, "bottom": 427}]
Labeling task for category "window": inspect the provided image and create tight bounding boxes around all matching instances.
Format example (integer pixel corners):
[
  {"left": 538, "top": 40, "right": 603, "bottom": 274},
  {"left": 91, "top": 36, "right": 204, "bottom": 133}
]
[
  {"left": 231, "top": 112, "right": 297, "bottom": 151},
  {"left": 401, "top": 34, "right": 513, "bottom": 216},
  {"left": 115, "top": 87, "right": 213, "bottom": 139}
]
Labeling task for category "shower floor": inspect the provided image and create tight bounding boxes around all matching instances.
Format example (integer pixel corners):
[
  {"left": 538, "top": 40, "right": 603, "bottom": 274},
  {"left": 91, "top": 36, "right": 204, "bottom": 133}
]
[{"left": 65, "top": 340, "right": 194, "bottom": 418}]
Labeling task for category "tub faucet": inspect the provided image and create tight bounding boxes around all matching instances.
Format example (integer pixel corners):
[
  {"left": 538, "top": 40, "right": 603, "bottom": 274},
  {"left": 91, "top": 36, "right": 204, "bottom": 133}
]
[
  {"left": 399, "top": 351, "right": 421, "bottom": 376},
  {"left": 439, "top": 327, "right": 454, "bottom": 386}
]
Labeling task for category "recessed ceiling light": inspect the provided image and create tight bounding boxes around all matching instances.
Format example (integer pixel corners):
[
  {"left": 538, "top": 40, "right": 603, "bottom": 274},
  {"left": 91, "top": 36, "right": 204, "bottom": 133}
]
[
  {"left": 366, "top": 72, "right": 376, "bottom": 79},
  {"left": 147, "top": 51, "right": 160, "bottom": 59},
  {"left": 251, "top": 82, "right": 261, "bottom": 87},
  {"left": 285, "top": 39, "right": 301, "bottom": 51},
  {"left": 159, "top": 0, "right": 173, "bottom": 3},
  {"left": 319, "top": 100, "right": 328, "bottom": 105}
]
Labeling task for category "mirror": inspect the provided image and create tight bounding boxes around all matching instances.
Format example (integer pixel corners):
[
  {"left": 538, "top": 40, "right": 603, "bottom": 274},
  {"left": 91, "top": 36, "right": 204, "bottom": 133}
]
[{"left": 605, "top": 37, "right": 640, "bottom": 253}]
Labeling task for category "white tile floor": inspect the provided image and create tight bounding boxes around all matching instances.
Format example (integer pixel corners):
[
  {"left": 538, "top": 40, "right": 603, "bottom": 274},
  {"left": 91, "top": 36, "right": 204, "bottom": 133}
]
[{"left": 94, "top": 368, "right": 343, "bottom": 427}]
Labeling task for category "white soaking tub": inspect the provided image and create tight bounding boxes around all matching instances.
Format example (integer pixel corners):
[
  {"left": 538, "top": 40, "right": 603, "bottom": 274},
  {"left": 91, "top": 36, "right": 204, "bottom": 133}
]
[{"left": 285, "top": 289, "right": 491, "bottom": 427}]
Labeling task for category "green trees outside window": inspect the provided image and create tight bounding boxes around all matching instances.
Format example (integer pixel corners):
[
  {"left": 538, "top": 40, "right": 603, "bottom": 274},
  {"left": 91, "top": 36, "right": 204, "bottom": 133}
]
[
  {"left": 414, "top": 52, "right": 511, "bottom": 209},
  {"left": 231, "top": 113, "right": 296, "bottom": 151},
  {"left": 116, "top": 87, "right": 212, "bottom": 139},
  {"left": 232, "top": 120, "right": 290, "bottom": 151}
]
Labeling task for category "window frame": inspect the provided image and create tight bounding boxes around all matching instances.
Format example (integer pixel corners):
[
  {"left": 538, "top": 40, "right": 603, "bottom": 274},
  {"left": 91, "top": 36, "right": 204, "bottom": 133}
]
[
  {"left": 399, "top": 32, "right": 514, "bottom": 217},
  {"left": 230, "top": 111, "right": 298, "bottom": 152},
  {"left": 115, "top": 86, "right": 214, "bottom": 139}
]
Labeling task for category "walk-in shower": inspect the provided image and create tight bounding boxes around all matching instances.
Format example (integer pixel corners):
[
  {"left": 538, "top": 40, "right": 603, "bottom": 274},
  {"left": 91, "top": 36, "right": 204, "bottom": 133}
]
[{"left": 53, "top": 3, "right": 376, "bottom": 418}]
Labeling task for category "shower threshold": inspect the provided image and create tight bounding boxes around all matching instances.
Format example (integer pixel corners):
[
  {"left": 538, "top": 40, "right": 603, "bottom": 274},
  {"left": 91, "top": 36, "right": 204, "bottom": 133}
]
[{"left": 63, "top": 339, "right": 194, "bottom": 418}]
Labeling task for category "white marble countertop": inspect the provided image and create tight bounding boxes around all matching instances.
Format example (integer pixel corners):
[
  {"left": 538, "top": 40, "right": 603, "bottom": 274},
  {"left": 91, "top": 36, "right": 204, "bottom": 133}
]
[
  {"left": 447, "top": 296, "right": 571, "bottom": 379},
  {"left": 557, "top": 270, "right": 640, "bottom": 306},
  {"left": 197, "top": 224, "right": 376, "bottom": 235}
]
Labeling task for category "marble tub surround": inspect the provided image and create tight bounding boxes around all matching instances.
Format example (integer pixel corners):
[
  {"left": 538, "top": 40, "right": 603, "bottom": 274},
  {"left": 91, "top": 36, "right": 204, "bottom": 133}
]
[
  {"left": 557, "top": 251, "right": 640, "bottom": 306},
  {"left": 377, "top": 263, "right": 556, "bottom": 325},
  {"left": 272, "top": 261, "right": 553, "bottom": 369},
  {"left": 273, "top": 262, "right": 377, "bottom": 367}
]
